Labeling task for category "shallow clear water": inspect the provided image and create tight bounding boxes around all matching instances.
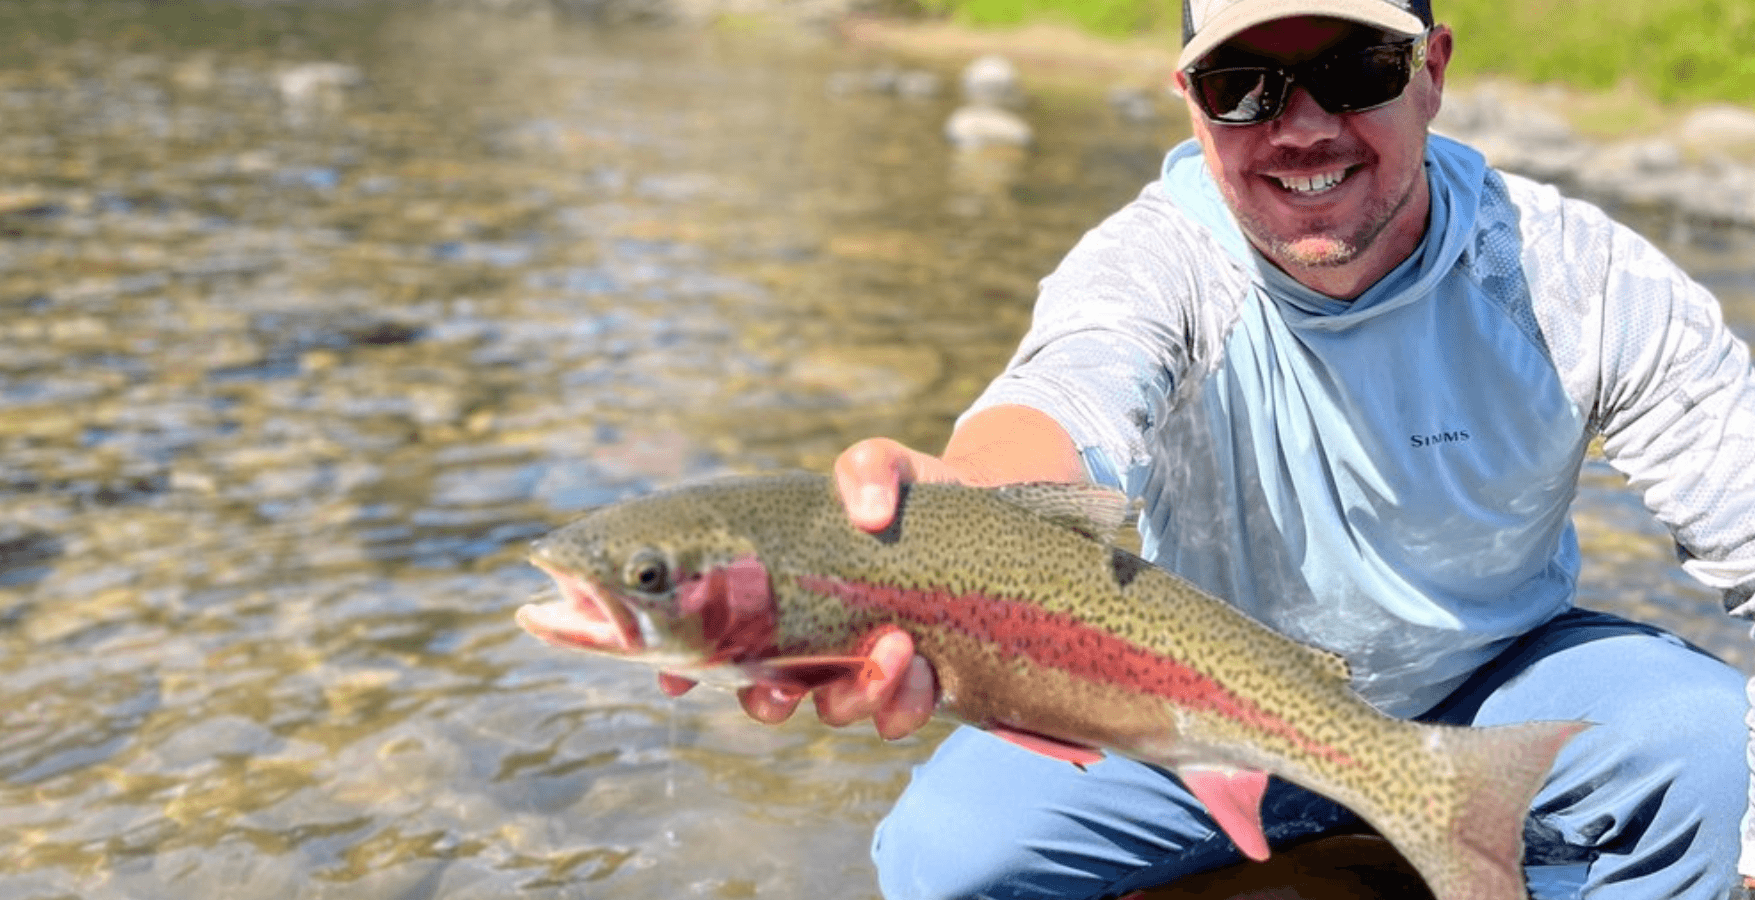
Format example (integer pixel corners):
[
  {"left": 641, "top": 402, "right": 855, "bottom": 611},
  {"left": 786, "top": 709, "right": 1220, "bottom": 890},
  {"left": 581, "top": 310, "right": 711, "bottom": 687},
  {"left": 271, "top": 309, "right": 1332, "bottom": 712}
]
[{"left": 0, "top": 3, "right": 1750, "bottom": 898}]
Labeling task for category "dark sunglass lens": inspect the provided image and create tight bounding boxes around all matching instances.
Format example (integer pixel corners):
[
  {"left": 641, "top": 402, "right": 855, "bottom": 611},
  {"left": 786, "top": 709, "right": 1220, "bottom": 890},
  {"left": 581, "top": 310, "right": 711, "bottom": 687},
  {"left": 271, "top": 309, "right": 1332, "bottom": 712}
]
[
  {"left": 1305, "top": 44, "right": 1413, "bottom": 114},
  {"left": 1193, "top": 68, "right": 1285, "bottom": 124}
]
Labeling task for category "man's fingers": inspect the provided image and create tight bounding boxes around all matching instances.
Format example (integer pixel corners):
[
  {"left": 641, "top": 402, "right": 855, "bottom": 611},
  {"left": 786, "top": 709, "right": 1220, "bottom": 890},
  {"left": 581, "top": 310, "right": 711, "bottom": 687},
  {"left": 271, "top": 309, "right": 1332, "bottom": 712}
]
[
  {"left": 657, "top": 672, "right": 697, "bottom": 697},
  {"left": 874, "top": 655, "right": 938, "bottom": 740},
  {"left": 834, "top": 439, "right": 909, "bottom": 533},
  {"left": 813, "top": 630, "right": 935, "bottom": 735},
  {"left": 738, "top": 682, "right": 806, "bottom": 724},
  {"left": 729, "top": 629, "right": 936, "bottom": 738}
]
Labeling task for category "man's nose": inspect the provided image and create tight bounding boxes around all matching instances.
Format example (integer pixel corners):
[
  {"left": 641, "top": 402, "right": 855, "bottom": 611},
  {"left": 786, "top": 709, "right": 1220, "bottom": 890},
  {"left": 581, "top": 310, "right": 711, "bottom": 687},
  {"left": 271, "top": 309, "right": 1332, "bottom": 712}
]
[{"left": 1269, "top": 84, "right": 1341, "bottom": 146}]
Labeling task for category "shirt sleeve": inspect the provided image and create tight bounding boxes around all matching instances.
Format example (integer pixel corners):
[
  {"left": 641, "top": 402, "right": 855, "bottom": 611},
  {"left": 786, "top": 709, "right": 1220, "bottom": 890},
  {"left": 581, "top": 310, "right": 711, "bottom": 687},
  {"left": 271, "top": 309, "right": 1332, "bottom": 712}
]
[
  {"left": 960, "top": 182, "right": 1249, "bottom": 489},
  {"left": 1507, "top": 172, "right": 1755, "bottom": 882},
  {"left": 1581, "top": 217, "right": 1755, "bottom": 612},
  {"left": 1547, "top": 195, "right": 1755, "bottom": 879}
]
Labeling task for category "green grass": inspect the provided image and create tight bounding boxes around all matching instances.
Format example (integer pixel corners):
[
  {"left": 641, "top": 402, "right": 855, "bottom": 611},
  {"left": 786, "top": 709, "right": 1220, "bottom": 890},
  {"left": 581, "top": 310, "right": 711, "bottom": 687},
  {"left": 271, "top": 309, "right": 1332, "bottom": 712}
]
[
  {"left": 1439, "top": 0, "right": 1755, "bottom": 105},
  {"left": 910, "top": 0, "right": 1755, "bottom": 106},
  {"left": 913, "top": 0, "right": 1183, "bottom": 38}
]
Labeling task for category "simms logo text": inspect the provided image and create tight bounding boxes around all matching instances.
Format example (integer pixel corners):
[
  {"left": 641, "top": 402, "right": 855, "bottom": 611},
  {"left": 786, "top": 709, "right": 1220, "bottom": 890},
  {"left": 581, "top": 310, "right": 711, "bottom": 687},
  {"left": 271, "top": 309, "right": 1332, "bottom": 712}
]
[{"left": 1410, "top": 429, "right": 1471, "bottom": 449}]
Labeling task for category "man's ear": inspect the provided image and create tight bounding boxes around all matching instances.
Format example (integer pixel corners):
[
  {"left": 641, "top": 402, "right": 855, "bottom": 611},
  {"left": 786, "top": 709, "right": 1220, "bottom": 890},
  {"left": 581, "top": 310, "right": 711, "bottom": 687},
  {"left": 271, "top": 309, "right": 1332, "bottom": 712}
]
[
  {"left": 1421, "top": 25, "right": 1455, "bottom": 121},
  {"left": 1172, "top": 69, "right": 1203, "bottom": 124}
]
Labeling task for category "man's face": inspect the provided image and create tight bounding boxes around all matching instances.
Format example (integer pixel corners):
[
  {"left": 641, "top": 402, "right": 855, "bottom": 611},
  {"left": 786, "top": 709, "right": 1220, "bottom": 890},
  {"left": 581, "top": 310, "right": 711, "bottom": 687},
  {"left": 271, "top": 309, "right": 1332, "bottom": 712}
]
[{"left": 1176, "top": 17, "right": 1452, "bottom": 298}]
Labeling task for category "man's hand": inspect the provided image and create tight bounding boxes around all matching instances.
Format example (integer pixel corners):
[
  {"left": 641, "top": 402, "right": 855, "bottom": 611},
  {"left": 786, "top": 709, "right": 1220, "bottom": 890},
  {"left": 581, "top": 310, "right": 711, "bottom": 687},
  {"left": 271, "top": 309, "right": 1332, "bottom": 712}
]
[{"left": 734, "top": 627, "right": 937, "bottom": 740}]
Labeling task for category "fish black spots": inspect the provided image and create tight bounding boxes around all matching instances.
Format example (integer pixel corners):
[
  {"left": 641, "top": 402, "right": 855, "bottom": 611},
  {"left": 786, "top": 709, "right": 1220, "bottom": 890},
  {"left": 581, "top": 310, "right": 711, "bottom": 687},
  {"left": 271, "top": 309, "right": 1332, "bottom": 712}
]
[{"left": 1109, "top": 547, "right": 1147, "bottom": 589}]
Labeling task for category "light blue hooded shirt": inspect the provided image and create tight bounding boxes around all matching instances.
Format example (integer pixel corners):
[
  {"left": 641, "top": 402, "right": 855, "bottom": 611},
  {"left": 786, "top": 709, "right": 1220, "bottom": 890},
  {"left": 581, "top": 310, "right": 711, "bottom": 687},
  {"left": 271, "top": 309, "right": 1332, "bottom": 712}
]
[{"left": 966, "top": 135, "right": 1755, "bottom": 716}]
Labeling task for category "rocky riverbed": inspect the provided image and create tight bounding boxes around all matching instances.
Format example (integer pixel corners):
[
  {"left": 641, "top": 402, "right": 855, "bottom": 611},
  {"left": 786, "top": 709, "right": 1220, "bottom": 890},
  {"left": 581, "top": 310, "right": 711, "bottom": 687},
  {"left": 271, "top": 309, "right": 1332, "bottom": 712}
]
[{"left": 1434, "top": 82, "right": 1755, "bottom": 228}]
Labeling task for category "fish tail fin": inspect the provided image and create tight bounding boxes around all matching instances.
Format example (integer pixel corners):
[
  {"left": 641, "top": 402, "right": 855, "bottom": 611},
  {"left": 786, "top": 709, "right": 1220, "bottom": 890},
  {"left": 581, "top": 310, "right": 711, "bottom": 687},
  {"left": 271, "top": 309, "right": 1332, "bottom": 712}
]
[{"left": 1378, "top": 719, "right": 1589, "bottom": 900}]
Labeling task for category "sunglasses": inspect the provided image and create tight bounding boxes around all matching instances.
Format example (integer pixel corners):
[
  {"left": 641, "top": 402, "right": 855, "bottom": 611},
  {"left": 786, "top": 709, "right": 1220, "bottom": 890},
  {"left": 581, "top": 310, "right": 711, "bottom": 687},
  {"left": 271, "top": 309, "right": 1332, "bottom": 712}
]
[{"left": 1186, "top": 33, "right": 1429, "bottom": 126}]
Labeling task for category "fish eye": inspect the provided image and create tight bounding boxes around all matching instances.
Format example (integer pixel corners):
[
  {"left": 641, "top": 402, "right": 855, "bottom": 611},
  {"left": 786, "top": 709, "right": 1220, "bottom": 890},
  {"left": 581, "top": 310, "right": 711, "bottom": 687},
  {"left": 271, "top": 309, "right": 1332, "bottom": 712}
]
[{"left": 623, "top": 550, "right": 671, "bottom": 594}]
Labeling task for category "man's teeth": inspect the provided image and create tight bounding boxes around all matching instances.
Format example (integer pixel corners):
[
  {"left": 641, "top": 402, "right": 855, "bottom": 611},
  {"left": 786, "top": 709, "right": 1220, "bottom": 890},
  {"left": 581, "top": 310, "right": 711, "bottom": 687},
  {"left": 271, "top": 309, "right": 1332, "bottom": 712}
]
[{"left": 1277, "top": 170, "right": 1346, "bottom": 193}]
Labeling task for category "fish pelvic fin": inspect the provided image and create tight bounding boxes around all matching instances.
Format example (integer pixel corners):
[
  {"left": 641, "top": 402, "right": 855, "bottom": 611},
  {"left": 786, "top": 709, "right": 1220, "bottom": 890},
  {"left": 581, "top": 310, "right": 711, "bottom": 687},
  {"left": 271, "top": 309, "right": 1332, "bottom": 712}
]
[
  {"left": 746, "top": 624, "right": 904, "bottom": 692},
  {"left": 1376, "top": 719, "right": 1590, "bottom": 900},
  {"left": 1178, "top": 766, "right": 1272, "bottom": 862},
  {"left": 750, "top": 655, "right": 886, "bottom": 692},
  {"left": 989, "top": 726, "right": 1107, "bottom": 768}
]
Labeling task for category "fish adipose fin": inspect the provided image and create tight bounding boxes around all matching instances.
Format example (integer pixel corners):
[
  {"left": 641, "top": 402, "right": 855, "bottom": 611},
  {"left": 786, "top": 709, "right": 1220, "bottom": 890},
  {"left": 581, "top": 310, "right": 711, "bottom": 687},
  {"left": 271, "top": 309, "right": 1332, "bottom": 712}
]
[
  {"left": 1178, "top": 766, "right": 1272, "bottom": 862},
  {"left": 990, "top": 726, "right": 1107, "bottom": 768}
]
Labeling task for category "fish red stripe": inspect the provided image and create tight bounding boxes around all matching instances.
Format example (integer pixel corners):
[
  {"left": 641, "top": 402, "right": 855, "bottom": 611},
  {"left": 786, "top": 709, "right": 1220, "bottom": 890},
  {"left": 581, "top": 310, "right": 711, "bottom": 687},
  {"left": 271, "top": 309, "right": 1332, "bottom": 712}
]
[{"left": 795, "top": 574, "right": 1356, "bottom": 767}]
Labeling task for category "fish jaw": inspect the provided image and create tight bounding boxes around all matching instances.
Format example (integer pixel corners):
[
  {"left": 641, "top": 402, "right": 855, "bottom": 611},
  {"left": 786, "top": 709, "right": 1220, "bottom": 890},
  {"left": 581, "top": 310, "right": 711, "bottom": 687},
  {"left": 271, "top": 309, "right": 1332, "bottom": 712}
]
[
  {"left": 518, "top": 554, "right": 785, "bottom": 680},
  {"left": 518, "top": 562, "right": 649, "bottom": 655}
]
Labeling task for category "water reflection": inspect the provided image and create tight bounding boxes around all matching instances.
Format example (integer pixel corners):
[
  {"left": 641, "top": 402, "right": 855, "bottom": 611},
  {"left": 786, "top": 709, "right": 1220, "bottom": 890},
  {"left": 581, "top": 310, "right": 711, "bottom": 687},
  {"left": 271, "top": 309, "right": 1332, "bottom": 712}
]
[{"left": 0, "top": 3, "right": 1749, "bottom": 898}]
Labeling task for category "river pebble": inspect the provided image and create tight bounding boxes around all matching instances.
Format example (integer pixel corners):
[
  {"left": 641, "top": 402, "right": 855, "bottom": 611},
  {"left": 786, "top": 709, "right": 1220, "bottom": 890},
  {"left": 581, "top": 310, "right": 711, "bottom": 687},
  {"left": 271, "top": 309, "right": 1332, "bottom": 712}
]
[
  {"left": 944, "top": 102, "right": 1034, "bottom": 148},
  {"left": 960, "top": 52, "right": 1024, "bottom": 108}
]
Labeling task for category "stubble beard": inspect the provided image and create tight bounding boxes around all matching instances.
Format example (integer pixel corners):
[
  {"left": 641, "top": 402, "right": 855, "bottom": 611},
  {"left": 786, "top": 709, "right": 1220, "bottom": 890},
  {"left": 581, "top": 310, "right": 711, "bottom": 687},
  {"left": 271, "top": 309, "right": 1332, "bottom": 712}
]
[{"left": 1229, "top": 172, "right": 1418, "bottom": 271}]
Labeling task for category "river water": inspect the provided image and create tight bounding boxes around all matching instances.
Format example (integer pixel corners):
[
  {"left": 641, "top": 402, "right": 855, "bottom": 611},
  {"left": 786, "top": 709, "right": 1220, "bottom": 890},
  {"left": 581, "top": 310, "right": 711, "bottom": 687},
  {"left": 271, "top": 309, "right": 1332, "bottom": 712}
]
[{"left": 2, "top": 3, "right": 1752, "bottom": 898}]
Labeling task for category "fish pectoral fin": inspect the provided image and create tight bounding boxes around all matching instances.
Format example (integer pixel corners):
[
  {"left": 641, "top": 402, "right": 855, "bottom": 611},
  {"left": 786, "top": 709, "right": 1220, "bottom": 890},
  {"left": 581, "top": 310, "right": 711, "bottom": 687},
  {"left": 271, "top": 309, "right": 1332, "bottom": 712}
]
[
  {"left": 989, "top": 726, "right": 1107, "bottom": 768},
  {"left": 1177, "top": 766, "right": 1272, "bottom": 862},
  {"left": 750, "top": 655, "right": 886, "bottom": 691}
]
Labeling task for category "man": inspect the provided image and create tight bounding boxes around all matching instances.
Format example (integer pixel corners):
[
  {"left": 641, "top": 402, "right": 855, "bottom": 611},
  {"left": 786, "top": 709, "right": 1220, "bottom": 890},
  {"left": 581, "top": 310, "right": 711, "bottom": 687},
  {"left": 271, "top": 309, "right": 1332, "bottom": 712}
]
[{"left": 694, "top": 0, "right": 1755, "bottom": 896}]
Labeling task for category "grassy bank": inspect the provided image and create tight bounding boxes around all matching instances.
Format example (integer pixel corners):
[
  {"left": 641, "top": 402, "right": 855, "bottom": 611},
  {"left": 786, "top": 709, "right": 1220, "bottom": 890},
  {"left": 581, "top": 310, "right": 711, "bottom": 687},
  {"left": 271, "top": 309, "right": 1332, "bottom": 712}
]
[{"left": 907, "top": 0, "right": 1755, "bottom": 107}]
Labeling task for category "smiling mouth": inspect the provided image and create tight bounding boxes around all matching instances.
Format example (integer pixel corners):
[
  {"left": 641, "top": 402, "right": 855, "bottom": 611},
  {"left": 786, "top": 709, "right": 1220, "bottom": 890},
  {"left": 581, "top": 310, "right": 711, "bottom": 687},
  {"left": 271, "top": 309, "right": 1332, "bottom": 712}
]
[{"left": 1273, "top": 167, "right": 1351, "bottom": 195}]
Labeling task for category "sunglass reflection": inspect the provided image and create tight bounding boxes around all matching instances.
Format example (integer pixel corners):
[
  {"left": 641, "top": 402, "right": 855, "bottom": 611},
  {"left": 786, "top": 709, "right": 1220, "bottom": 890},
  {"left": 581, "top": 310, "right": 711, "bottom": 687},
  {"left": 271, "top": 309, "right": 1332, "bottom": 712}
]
[{"left": 1188, "top": 35, "right": 1428, "bottom": 126}]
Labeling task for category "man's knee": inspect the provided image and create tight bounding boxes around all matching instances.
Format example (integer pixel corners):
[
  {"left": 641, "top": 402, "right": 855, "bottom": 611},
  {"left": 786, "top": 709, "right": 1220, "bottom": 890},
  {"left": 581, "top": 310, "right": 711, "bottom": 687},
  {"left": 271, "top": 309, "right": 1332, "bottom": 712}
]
[
  {"left": 1480, "top": 631, "right": 1745, "bottom": 772},
  {"left": 1523, "top": 637, "right": 1747, "bottom": 882},
  {"left": 871, "top": 784, "right": 1031, "bottom": 900},
  {"left": 1600, "top": 642, "right": 1745, "bottom": 780},
  {"left": 868, "top": 727, "right": 1220, "bottom": 900}
]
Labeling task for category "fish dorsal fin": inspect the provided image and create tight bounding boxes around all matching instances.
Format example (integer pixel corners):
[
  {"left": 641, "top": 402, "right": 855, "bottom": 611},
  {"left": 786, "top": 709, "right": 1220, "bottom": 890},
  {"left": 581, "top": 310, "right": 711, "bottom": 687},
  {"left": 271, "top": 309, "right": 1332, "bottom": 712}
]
[{"left": 993, "top": 482, "right": 1134, "bottom": 543}]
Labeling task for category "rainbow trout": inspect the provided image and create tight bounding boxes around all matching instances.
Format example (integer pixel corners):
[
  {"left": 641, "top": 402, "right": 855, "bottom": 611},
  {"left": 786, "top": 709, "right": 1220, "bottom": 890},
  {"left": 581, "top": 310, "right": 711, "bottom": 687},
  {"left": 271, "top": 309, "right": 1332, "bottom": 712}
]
[{"left": 517, "top": 473, "right": 1587, "bottom": 900}]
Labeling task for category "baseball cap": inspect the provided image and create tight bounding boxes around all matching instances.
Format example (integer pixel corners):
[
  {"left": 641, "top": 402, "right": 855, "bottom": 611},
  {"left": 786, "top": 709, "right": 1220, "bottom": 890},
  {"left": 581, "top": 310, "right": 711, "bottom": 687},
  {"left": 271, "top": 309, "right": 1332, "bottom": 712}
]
[{"left": 1179, "top": 0, "right": 1433, "bottom": 70}]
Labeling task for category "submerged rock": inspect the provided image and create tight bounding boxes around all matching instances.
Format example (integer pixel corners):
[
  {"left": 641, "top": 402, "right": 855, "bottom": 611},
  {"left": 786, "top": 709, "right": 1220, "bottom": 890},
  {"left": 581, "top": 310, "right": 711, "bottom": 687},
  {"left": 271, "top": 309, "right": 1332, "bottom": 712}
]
[
  {"left": 1677, "top": 104, "right": 1755, "bottom": 158},
  {"left": 826, "top": 66, "right": 941, "bottom": 99},
  {"left": 1108, "top": 85, "right": 1164, "bottom": 123},
  {"left": 961, "top": 53, "right": 1024, "bottom": 108},
  {"left": 945, "top": 103, "right": 1033, "bottom": 149},
  {"left": 276, "top": 62, "right": 362, "bottom": 115}
]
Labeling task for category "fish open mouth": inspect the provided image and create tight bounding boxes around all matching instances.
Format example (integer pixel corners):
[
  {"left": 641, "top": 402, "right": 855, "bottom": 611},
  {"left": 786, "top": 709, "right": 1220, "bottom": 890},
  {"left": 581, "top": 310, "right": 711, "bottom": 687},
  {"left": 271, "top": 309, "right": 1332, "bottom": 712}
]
[{"left": 516, "top": 562, "right": 645, "bottom": 654}]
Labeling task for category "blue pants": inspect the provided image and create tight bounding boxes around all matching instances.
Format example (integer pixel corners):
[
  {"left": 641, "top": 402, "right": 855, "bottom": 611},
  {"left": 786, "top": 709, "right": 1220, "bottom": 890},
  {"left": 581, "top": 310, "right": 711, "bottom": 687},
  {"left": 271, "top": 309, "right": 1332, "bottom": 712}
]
[{"left": 871, "top": 609, "right": 1749, "bottom": 899}]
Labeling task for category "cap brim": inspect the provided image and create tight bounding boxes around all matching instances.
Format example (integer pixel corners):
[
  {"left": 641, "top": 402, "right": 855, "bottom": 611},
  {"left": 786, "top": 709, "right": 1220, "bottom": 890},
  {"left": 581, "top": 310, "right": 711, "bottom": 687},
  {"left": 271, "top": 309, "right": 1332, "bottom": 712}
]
[{"left": 1178, "top": 0, "right": 1426, "bottom": 70}]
